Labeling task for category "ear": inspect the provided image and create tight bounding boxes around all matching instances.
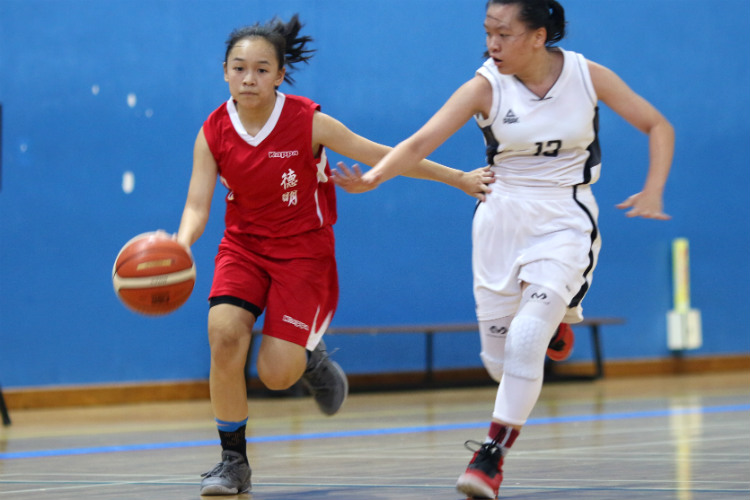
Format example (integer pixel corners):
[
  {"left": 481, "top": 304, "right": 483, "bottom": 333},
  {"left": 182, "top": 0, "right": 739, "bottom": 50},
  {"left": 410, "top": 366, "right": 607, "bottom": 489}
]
[
  {"left": 223, "top": 62, "right": 229, "bottom": 83},
  {"left": 532, "top": 27, "right": 547, "bottom": 49},
  {"left": 275, "top": 66, "right": 286, "bottom": 87}
]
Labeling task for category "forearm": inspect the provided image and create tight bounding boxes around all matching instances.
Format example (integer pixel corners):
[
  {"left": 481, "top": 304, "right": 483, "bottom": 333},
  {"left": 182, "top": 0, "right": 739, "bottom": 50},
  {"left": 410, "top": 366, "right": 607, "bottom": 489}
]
[
  {"left": 177, "top": 205, "right": 209, "bottom": 248},
  {"left": 404, "top": 157, "right": 466, "bottom": 189},
  {"left": 643, "top": 119, "right": 675, "bottom": 194},
  {"left": 366, "top": 136, "right": 438, "bottom": 185}
]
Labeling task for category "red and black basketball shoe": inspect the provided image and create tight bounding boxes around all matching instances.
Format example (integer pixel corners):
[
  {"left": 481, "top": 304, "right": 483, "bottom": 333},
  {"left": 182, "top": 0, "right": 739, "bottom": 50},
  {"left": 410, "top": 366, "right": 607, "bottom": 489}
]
[
  {"left": 456, "top": 438, "right": 504, "bottom": 499},
  {"left": 547, "top": 323, "right": 575, "bottom": 362}
]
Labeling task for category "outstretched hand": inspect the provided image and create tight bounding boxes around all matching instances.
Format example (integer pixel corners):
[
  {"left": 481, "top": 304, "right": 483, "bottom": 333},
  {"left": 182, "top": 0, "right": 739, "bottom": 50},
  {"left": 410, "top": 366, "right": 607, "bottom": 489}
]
[
  {"left": 616, "top": 191, "right": 671, "bottom": 220},
  {"left": 461, "top": 165, "right": 495, "bottom": 202},
  {"left": 331, "top": 161, "right": 381, "bottom": 194}
]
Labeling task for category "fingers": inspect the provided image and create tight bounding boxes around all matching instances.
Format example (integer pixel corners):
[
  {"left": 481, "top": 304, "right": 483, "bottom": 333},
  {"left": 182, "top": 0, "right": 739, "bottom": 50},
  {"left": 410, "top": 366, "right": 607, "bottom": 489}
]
[{"left": 616, "top": 194, "right": 671, "bottom": 220}]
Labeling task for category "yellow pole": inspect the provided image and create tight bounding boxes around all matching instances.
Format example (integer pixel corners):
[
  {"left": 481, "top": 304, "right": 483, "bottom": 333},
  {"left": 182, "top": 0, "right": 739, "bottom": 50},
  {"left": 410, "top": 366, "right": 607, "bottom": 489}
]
[{"left": 672, "top": 238, "right": 691, "bottom": 313}]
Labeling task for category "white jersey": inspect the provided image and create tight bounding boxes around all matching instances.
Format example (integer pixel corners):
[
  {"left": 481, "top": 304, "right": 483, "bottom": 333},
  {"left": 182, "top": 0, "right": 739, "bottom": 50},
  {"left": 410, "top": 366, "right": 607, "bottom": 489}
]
[
  {"left": 475, "top": 49, "right": 600, "bottom": 188},
  {"left": 471, "top": 49, "right": 602, "bottom": 323}
]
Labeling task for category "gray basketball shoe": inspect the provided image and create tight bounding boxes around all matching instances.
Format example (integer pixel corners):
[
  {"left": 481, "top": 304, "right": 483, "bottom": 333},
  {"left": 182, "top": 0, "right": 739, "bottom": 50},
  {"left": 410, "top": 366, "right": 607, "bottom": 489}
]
[
  {"left": 200, "top": 450, "right": 252, "bottom": 496},
  {"left": 301, "top": 339, "right": 348, "bottom": 415}
]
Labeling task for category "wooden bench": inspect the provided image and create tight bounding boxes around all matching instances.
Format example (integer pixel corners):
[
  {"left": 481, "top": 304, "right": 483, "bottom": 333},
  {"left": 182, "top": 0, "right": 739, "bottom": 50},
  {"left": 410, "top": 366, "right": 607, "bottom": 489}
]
[
  {"left": 248, "top": 317, "right": 624, "bottom": 387},
  {"left": 324, "top": 317, "right": 625, "bottom": 382}
]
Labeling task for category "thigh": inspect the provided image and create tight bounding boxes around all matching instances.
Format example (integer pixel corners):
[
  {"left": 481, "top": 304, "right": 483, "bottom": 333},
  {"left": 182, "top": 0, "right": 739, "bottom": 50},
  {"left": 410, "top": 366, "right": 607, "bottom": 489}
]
[
  {"left": 264, "top": 241, "right": 339, "bottom": 350},
  {"left": 472, "top": 197, "right": 527, "bottom": 320},
  {"left": 209, "top": 240, "right": 271, "bottom": 310},
  {"left": 256, "top": 334, "right": 307, "bottom": 381}
]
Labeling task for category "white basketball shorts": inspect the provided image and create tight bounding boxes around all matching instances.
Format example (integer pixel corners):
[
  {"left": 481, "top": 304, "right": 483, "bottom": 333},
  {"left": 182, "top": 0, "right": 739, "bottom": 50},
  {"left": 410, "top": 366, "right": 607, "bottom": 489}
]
[{"left": 472, "top": 182, "right": 601, "bottom": 324}]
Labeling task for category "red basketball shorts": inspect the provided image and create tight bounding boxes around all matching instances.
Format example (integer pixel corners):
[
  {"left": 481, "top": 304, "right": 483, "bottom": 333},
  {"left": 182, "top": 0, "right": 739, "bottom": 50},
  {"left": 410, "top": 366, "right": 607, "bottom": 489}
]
[{"left": 209, "top": 226, "right": 339, "bottom": 349}]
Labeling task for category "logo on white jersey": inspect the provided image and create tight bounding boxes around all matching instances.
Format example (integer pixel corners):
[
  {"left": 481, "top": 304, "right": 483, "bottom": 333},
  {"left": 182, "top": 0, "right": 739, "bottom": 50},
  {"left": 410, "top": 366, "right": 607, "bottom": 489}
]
[{"left": 503, "top": 109, "right": 519, "bottom": 124}]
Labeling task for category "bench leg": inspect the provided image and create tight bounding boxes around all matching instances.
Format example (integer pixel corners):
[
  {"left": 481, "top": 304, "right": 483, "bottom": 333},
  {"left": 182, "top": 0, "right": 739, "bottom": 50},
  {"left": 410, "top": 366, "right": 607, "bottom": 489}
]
[
  {"left": 590, "top": 325, "right": 604, "bottom": 379},
  {"left": 1, "top": 385, "right": 11, "bottom": 426}
]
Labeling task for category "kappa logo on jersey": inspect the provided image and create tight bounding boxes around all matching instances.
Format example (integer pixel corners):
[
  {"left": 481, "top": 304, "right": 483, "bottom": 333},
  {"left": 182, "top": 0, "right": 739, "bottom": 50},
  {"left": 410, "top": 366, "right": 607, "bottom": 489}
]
[
  {"left": 503, "top": 109, "right": 519, "bottom": 124},
  {"left": 269, "top": 150, "right": 299, "bottom": 159}
]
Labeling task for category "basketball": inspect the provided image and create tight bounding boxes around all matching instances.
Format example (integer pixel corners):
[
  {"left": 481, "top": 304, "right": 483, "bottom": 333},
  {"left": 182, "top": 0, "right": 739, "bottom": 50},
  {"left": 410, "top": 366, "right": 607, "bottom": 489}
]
[{"left": 112, "top": 231, "right": 196, "bottom": 315}]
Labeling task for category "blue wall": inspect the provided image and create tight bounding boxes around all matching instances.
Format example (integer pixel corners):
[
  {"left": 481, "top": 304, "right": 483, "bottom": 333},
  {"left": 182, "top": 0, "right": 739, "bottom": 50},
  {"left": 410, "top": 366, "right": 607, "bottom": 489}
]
[{"left": 1, "top": 0, "right": 748, "bottom": 388}]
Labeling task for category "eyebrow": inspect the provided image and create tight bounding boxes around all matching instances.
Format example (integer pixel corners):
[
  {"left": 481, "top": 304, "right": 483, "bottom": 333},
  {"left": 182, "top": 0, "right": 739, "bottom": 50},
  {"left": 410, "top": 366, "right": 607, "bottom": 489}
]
[{"left": 230, "top": 57, "right": 272, "bottom": 65}]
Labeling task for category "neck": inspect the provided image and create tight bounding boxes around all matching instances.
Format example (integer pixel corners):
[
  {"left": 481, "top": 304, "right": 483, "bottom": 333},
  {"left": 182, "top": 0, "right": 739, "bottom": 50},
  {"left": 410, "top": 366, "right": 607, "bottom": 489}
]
[
  {"left": 516, "top": 49, "right": 559, "bottom": 85},
  {"left": 235, "top": 93, "right": 278, "bottom": 135},
  {"left": 514, "top": 49, "right": 562, "bottom": 98}
]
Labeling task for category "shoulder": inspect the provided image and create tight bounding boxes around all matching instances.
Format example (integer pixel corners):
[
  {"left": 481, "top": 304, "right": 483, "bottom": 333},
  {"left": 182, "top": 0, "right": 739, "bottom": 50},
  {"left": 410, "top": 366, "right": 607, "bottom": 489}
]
[
  {"left": 283, "top": 93, "right": 321, "bottom": 113},
  {"left": 203, "top": 101, "right": 230, "bottom": 144},
  {"left": 204, "top": 100, "right": 230, "bottom": 130},
  {"left": 585, "top": 59, "right": 627, "bottom": 101}
]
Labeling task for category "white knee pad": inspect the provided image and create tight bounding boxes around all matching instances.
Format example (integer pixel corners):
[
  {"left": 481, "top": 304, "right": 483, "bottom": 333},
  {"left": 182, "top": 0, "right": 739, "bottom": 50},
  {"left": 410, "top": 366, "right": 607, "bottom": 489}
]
[
  {"left": 479, "top": 318, "right": 510, "bottom": 383},
  {"left": 503, "top": 315, "right": 555, "bottom": 381},
  {"left": 480, "top": 351, "right": 504, "bottom": 383}
]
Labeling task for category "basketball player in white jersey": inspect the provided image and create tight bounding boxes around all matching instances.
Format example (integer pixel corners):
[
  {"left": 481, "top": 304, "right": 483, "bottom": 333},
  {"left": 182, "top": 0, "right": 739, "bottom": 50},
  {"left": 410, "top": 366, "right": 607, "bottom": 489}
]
[{"left": 333, "top": 0, "right": 674, "bottom": 497}]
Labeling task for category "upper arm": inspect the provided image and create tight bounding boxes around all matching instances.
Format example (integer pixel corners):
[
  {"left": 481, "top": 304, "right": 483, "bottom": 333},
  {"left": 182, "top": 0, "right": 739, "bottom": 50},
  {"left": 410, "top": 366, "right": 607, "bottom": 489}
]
[
  {"left": 185, "top": 127, "right": 218, "bottom": 211},
  {"left": 312, "top": 111, "right": 391, "bottom": 167},
  {"left": 312, "top": 74, "right": 492, "bottom": 166},
  {"left": 397, "top": 75, "right": 492, "bottom": 159},
  {"left": 588, "top": 60, "right": 669, "bottom": 134}
]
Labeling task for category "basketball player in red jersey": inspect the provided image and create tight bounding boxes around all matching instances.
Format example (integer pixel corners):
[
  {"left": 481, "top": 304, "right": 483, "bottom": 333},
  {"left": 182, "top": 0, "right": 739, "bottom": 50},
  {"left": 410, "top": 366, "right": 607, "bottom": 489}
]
[{"left": 175, "top": 15, "right": 494, "bottom": 496}]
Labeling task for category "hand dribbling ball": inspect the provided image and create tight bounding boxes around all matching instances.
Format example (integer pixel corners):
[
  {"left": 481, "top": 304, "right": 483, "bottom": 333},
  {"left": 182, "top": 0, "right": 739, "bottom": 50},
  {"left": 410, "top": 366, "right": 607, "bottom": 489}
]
[{"left": 112, "top": 231, "right": 196, "bottom": 315}]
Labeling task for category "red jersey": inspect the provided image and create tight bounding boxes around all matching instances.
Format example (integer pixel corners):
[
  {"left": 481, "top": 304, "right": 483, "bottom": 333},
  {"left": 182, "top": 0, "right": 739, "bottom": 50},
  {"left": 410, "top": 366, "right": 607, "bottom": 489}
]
[{"left": 203, "top": 93, "right": 337, "bottom": 239}]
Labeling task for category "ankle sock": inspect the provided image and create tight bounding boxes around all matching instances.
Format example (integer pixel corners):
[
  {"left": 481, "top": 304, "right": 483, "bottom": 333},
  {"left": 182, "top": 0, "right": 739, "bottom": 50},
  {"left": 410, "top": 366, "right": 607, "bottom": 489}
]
[
  {"left": 488, "top": 422, "right": 520, "bottom": 456},
  {"left": 217, "top": 418, "right": 249, "bottom": 463}
]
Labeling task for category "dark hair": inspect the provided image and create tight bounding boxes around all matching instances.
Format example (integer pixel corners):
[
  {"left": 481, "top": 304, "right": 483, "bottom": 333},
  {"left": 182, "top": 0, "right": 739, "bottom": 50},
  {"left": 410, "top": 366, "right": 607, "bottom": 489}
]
[
  {"left": 224, "top": 14, "right": 314, "bottom": 85},
  {"left": 486, "top": 0, "right": 566, "bottom": 46}
]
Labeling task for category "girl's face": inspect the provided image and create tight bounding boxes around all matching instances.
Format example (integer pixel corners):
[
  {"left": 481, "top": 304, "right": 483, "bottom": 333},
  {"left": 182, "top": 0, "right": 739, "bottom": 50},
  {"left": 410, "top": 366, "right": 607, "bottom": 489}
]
[
  {"left": 223, "top": 37, "right": 286, "bottom": 107},
  {"left": 484, "top": 3, "right": 542, "bottom": 75}
]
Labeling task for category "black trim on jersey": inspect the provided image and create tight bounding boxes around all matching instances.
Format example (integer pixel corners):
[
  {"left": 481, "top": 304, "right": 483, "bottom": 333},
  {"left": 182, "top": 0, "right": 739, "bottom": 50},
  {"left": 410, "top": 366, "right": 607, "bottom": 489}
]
[
  {"left": 480, "top": 124, "right": 500, "bottom": 167},
  {"left": 582, "top": 106, "right": 601, "bottom": 184},
  {"left": 569, "top": 185, "right": 599, "bottom": 308}
]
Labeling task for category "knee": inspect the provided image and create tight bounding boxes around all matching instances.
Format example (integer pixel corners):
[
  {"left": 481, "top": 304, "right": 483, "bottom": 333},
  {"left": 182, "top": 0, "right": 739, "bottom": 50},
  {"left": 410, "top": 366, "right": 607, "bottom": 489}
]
[
  {"left": 255, "top": 340, "right": 307, "bottom": 391},
  {"left": 480, "top": 351, "right": 504, "bottom": 383},
  {"left": 208, "top": 324, "right": 250, "bottom": 367},
  {"left": 504, "top": 316, "right": 554, "bottom": 381},
  {"left": 256, "top": 360, "right": 300, "bottom": 390}
]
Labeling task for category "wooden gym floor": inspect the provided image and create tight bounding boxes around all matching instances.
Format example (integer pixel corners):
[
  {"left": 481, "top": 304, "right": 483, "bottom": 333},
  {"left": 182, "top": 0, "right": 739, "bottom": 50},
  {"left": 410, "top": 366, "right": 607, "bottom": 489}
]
[{"left": 1, "top": 371, "right": 749, "bottom": 500}]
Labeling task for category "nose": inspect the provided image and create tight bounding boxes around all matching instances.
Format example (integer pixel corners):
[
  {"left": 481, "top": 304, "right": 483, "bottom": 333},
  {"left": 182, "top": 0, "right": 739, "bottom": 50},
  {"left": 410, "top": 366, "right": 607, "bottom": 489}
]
[
  {"left": 242, "top": 73, "right": 255, "bottom": 86},
  {"left": 487, "top": 34, "right": 502, "bottom": 54}
]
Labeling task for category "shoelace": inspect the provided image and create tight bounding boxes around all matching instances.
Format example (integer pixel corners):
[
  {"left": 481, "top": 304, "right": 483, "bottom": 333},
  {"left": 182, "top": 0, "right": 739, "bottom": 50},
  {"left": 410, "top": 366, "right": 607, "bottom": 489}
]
[
  {"left": 304, "top": 348, "right": 340, "bottom": 391},
  {"left": 201, "top": 461, "right": 227, "bottom": 478},
  {"left": 201, "top": 455, "right": 244, "bottom": 478},
  {"left": 464, "top": 438, "right": 502, "bottom": 468}
]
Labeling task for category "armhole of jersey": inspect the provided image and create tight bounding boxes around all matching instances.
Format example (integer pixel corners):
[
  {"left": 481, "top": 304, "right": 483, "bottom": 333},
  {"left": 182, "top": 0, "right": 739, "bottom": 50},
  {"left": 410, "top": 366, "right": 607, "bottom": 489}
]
[
  {"left": 202, "top": 117, "right": 218, "bottom": 162},
  {"left": 576, "top": 54, "right": 597, "bottom": 106},
  {"left": 475, "top": 65, "right": 500, "bottom": 127}
]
